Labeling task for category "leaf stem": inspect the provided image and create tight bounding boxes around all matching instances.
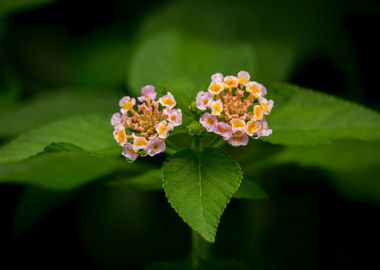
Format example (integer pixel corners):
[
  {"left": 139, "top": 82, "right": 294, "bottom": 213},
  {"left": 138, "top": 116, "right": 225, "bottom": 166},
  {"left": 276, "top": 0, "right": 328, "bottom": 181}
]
[
  {"left": 192, "top": 136, "right": 202, "bottom": 152},
  {"left": 191, "top": 230, "right": 209, "bottom": 269}
]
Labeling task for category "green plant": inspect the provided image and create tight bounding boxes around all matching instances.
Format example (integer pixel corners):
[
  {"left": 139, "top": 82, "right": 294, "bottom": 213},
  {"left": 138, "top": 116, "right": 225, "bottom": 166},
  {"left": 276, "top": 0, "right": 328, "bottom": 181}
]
[{"left": 1, "top": 20, "right": 380, "bottom": 269}]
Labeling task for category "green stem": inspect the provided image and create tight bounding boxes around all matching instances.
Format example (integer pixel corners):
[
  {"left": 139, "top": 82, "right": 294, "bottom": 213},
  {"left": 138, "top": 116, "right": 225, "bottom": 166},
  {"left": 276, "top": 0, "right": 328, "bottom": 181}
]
[
  {"left": 192, "top": 136, "right": 202, "bottom": 152},
  {"left": 191, "top": 230, "right": 209, "bottom": 269}
]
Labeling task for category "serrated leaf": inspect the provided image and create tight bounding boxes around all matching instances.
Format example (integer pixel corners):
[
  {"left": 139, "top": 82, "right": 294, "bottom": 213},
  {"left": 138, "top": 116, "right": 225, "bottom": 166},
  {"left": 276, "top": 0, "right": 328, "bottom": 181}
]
[
  {"left": 162, "top": 147, "right": 243, "bottom": 242},
  {"left": 263, "top": 83, "right": 380, "bottom": 145},
  {"left": 0, "top": 91, "right": 120, "bottom": 137},
  {"left": 0, "top": 152, "right": 128, "bottom": 190},
  {"left": 0, "top": 113, "right": 116, "bottom": 164},
  {"left": 107, "top": 167, "right": 266, "bottom": 200},
  {"left": 128, "top": 31, "right": 255, "bottom": 104}
]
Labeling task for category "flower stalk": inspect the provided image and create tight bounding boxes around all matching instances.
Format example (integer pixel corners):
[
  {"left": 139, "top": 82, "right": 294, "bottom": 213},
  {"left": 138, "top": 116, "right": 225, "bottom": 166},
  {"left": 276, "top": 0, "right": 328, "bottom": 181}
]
[{"left": 191, "top": 230, "right": 209, "bottom": 270}]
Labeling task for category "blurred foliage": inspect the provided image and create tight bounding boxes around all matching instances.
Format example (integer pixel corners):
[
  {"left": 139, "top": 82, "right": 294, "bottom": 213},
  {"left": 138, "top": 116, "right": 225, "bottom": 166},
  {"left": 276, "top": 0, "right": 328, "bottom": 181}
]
[
  {"left": 128, "top": 31, "right": 255, "bottom": 107},
  {"left": 139, "top": 0, "right": 363, "bottom": 97},
  {"left": 0, "top": 90, "right": 120, "bottom": 137},
  {"left": 0, "top": 153, "right": 126, "bottom": 189},
  {"left": 255, "top": 141, "right": 380, "bottom": 205},
  {"left": 70, "top": 27, "right": 132, "bottom": 87},
  {"left": 0, "top": 114, "right": 117, "bottom": 163},
  {"left": 0, "top": 0, "right": 379, "bottom": 269},
  {"left": 264, "top": 83, "right": 380, "bottom": 145},
  {"left": 0, "top": 0, "right": 55, "bottom": 17}
]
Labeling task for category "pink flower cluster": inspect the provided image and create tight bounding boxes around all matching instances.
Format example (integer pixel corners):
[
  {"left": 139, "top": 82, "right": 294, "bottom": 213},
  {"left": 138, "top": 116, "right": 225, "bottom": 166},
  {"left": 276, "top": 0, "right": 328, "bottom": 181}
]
[
  {"left": 111, "top": 85, "right": 182, "bottom": 161},
  {"left": 197, "top": 71, "right": 273, "bottom": 147}
]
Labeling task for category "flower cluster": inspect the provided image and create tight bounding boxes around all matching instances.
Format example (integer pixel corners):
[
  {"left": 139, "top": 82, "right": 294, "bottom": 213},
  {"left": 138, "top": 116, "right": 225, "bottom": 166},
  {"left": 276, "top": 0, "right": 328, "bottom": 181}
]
[
  {"left": 111, "top": 85, "right": 182, "bottom": 161},
  {"left": 196, "top": 71, "right": 273, "bottom": 146}
]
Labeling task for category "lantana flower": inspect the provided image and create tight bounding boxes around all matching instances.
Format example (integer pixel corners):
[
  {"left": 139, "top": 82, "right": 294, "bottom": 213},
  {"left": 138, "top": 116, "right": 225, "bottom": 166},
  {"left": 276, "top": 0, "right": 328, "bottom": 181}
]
[
  {"left": 111, "top": 85, "right": 182, "bottom": 161},
  {"left": 196, "top": 71, "right": 273, "bottom": 147}
]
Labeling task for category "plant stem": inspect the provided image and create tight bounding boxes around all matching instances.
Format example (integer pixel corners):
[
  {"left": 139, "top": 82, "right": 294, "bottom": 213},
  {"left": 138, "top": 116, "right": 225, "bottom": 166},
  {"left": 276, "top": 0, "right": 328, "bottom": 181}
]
[
  {"left": 192, "top": 136, "right": 202, "bottom": 152},
  {"left": 191, "top": 230, "right": 209, "bottom": 269}
]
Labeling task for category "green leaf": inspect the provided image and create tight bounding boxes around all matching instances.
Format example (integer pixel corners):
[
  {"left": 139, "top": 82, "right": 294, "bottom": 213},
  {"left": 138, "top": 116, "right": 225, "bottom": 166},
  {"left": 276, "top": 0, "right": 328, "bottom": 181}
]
[
  {"left": 0, "top": 0, "right": 55, "bottom": 17},
  {"left": 106, "top": 169, "right": 162, "bottom": 191},
  {"left": 162, "top": 147, "right": 243, "bottom": 242},
  {"left": 0, "top": 87, "right": 19, "bottom": 115},
  {"left": 139, "top": 0, "right": 361, "bottom": 95},
  {"left": 233, "top": 180, "right": 268, "bottom": 200},
  {"left": 263, "top": 83, "right": 380, "bottom": 145},
  {"left": 0, "top": 113, "right": 117, "bottom": 164},
  {"left": 128, "top": 31, "right": 255, "bottom": 105},
  {"left": 107, "top": 167, "right": 265, "bottom": 200},
  {"left": 254, "top": 141, "right": 380, "bottom": 205},
  {"left": 71, "top": 30, "right": 131, "bottom": 87},
  {"left": 0, "top": 152, "right": 128, "bottom": 190},
  {"left": 106, "top": 168, "right": 266, "bottom": 200},
  {"left": 13, "top": 187, "right": 75, "bottom": 236},
  {"left": 0, "top": 90, "right": 120, "bottom": 137}
]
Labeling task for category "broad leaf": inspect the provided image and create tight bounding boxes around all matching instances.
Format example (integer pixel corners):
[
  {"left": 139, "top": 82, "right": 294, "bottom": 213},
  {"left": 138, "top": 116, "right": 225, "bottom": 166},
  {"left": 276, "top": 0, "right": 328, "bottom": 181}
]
[
  {"left": 0, "top": 114, "right": 116, "bottom": 164},
  {"left": 128, "top": 31, "right": 255, "bottom": 104},
  {"left": 0, "top": 152, "right": 129, "bottom": 189},
  {"left": 107, "top": 169, "right": 162, "bottom": 191},
  {"left": 107, "top": 167, "right": 266, "bottom": 200},
  {"left": 244, "top": 141, "right": 380, "bottom": 205},
  {"left": 263, "top": 83, "right": 380, "bottom": 145},
  {"left": 163, "top": 147, "right": 243, "bottom": 242},
  {"left": 0, "top": 90, "right": 120, "bottom": 137}
]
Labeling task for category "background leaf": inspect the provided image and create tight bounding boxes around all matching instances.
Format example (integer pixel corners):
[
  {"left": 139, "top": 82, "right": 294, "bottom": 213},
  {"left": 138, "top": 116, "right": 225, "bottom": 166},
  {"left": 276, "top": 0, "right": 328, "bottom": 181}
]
[
  {"left": 128, "top": 31, "right": 255, "bottom": 106},
  {"left": 162, "top": 147, "right": 243, "bottom": 242},
  {"left": 70, "top": 29, "right": 131, "bottom": 87},
  {"left": 0, "top": 90, "right": 120, "bottom": 137},
  {"left": 0, "top": 0, "right": 55, "bottom": 17},
  {"left": 0, "top": 113, "right": 117, "bottom": 163},
  {"left": 0, "top": 152, "right": 129, "bottom": 190},
  {"left": 233, "top": 180, "right": 268, "bottom": 200},
  {"left": 107, "top": 169, "right": 162, "bottom": 191},
  {"left": 263, "top": 83, "right": 380, "bottom": 145},
  {"left": 138, "top": 0, "right": 362, "bottom": 98},
  {"left": 249, "top": 140, "right": 380, "bottom": 205}
]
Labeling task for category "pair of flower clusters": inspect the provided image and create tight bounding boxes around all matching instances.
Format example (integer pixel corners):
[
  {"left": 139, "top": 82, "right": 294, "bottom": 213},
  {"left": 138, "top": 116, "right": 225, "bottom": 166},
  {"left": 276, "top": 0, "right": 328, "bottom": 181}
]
[
  {"left": 112, "top": 71, "right": 273, "bottom": 161},
  {"left": 196, "top": 71, "right": 273, "bottom": 146},
  {"left": 111, "top": 85, "right": 182, "bottom": 161}
]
